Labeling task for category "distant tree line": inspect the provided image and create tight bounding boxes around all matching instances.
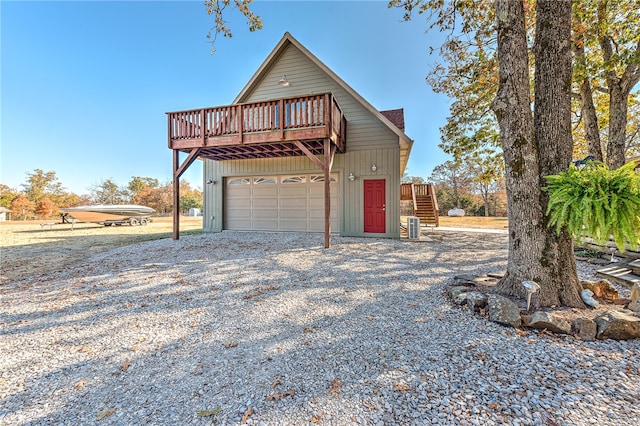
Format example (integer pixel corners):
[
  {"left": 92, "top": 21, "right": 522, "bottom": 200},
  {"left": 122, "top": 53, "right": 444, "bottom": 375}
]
[{"left": 0, "top": 169, "right": 202, "bottom": 220}]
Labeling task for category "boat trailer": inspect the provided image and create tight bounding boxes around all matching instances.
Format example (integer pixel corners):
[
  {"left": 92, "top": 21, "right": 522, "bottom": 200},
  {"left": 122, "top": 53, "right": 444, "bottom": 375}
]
[{"left": 60, "top": 214, "right": 152, "bottom": 227}]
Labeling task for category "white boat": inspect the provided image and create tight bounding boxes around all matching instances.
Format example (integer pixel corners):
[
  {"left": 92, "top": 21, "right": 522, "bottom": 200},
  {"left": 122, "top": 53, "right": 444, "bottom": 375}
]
[{"left": 59, "top": 205, "right": 155, "bottom": 225}]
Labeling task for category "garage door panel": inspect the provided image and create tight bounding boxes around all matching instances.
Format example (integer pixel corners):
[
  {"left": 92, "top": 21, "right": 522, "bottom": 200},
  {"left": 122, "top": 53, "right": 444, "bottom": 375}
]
[
  {"left": 253, "top": 209, "right": 278, "bottom": 219},
  {"left": 253, "top": 187, "right": 278, "bottom": 197},
  {"left": 280, "top": 186, "right": 308, "bottom": 197},
  {"left": 226, "top": 219, "right": 251, "bottom": 229},
  {"left": 227, "top": 198, "right": 252, "bottom": 208},
  {"left": 280, "top": 209, "right": 308, "bottom": 219},
  {"left": 253, "top": 220, "right": 279, "bottom": 230},
  {"left": 253, "top": 198, "right": 278, "bottom": 208},
  {"left": 227, "top": 208, "right": 251, "bottom": 218},
  {"left": 280, "top": 198, "right": 308, "bottom": 208},
  {"left": 227, "top": 187, "right": 251, "bottom": 197}
]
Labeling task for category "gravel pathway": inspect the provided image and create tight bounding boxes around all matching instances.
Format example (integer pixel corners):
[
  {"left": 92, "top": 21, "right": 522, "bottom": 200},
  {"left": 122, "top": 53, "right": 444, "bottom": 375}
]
[{"left": 1, "top": 231, "right": 638, "bottom": 425}]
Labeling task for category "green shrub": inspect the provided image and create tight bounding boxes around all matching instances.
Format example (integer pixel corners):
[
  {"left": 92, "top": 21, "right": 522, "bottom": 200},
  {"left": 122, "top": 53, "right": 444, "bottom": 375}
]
[{"left": 544, "top": 161, "right": 640, "bottom": 252}]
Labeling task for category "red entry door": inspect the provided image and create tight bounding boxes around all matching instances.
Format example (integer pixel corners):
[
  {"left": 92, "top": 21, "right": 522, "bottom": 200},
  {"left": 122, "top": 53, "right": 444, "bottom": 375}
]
[{"left": 364, "top": 179, "right": 386, "bottom": 233}]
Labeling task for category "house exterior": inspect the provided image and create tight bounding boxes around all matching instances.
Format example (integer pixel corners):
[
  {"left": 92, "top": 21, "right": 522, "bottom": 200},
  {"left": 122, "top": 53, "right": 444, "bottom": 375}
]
[{"left": 167, "top": 32, "right": 414, "bottom": 245}]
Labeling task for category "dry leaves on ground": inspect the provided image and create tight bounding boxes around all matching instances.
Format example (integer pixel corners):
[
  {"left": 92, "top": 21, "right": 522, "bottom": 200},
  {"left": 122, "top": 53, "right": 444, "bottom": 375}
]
[
  {"left": 363, "top": 401, "right": 377, "bottom": 410},
  {"left": 241, "top": 406, "right": 253, "bottom": 422},
  {"left": 329, "top": 378, "right": 343, "bottom": 394},
  {"left": 265, "top": 390, "right": 295, "bottom": 401},
  {"left": 96, "top": 408, "right": 116, "bottom": 421},
  {"left": 393, "top": 382, "right": 411, "bottom": 394}
]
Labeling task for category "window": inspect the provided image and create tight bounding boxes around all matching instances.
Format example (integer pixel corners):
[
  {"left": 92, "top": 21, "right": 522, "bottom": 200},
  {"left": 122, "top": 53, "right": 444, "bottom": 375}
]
[
  {"left": 310, "top": 175, "right": 337, "bottom": 183},
  {"left": 253, "top": 177, "right": 277, "bottom": 184},
  {"left": 282, "top": 176, "right": 306, "bottom": 184},
  {"left": 228, "top": 178, "right": 250, "bottom": 185}
]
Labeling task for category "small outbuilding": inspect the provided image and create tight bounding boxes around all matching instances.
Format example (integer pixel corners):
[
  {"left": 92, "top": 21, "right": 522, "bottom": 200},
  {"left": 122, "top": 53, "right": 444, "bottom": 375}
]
[
  {"left": 167, "top": 32, "right": 415, "bottom": 247},
  {"left": 0, "top": 207, "right": 12, "bottom": 221}
]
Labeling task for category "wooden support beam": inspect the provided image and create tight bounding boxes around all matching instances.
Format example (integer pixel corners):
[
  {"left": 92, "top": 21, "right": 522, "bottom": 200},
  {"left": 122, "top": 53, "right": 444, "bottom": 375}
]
[
  {"left": 173, "top": 150, "right": 180, "bottom": 240},
  {"left": 324, "top": 138, "right": 333, "bottom": 249},
  {"left": 172, "top": 148, "right": 202, "bottom": 240},
  {"left": 293, "top": 140, "right": 325, "bottom": 171},
  {"left": 175, "top": 148, "right": 202, "bottom": 179}
]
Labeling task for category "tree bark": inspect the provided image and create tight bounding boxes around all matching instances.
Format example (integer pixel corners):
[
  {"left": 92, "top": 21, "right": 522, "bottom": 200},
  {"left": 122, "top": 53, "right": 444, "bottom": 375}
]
[
  {"left": 579, "top": 78, "right": 603, "bottom": 162},
  {"left": 492, "top": 0, "right": 544, "bottom": 300},
  {"left": 607, "top": 82, "right": 630, "bottom": 169},
  {"left": 492, "top": 0, "right": 584, "bottom": 307},
  {"left": 533, "top": 0, "right": 584, "bottom": 307},
  {"left": 574, "top": 14, "right": 603, "bottom": 162}
]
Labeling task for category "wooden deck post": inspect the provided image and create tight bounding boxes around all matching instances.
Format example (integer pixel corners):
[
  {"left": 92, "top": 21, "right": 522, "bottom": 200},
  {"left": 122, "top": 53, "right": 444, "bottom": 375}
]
[
  {"left": 173, "top": 149, "right": 180, "bottom": 240},
  {"left": 324, "top": 138, "right": 331, "bottom": 249},
  {"left": 172, "top": 148, "right": 203, "bottom": 240}
]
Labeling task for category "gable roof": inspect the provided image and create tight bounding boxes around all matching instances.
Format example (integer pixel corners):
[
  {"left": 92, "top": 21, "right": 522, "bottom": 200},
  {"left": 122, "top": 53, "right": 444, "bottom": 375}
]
[{"left": 234, "top": 32, "right": 413, "bottom": 174}]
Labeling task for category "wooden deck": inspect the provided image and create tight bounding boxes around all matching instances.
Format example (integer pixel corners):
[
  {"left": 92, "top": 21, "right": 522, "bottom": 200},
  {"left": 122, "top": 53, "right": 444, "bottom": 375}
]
[
  {"left": 167, "top": 93, "right": 346, "bottom": 160},
  {"left": 167, "top": 93, "right": 346, "bottom": 248}
]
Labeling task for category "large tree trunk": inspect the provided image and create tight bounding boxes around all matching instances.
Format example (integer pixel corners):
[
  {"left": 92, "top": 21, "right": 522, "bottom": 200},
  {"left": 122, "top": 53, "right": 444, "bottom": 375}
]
[
  {"left": 597, "top": 3, "right": 640, "bottom": 169},
  {"left": 533, "top": 0, "right": 584, "bottom": 307},
  {"left": 579, "top": 78, "right": 603, "bottom": 162},
  {"left": 492, "top": 0, "right": 544, "bottom": 301},
  {"left": 492, "top": 0, "right": 584, "bottom": 307},
  {"left": 607, "top": 83, "right": 630, "bottom": 169},
  {"left": 574, "top": 14, "right": 603, "bottom": 162}
]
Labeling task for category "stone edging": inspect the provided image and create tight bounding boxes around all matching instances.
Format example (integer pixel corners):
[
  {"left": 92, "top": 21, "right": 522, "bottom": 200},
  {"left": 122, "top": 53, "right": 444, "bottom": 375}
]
[{"left": 447, "top": 275, "right": 640, "bottom": 341}]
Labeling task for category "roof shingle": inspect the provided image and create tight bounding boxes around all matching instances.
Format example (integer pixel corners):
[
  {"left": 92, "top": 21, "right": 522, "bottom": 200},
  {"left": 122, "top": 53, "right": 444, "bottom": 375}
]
[{"left": 379, "top": 108, "right": 405, "bottom": 132}]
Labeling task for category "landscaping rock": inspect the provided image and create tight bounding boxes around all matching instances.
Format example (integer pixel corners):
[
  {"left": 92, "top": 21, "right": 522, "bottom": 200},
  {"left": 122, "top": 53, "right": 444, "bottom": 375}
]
[
  {"left": 581, "top": 289, "right": 600, "bottom": 308},
  {"left": 631, "top": 283, "right": 640, "bottom": 302},
  {"left": 594, "top": 310, "right": 640, "bottom": 340},
  {"left": 628, "top": 301, "right": 640, "bottom": 314},
  {"left": 454, "top": 291, "right": 488, "bottom": 311},
  {"left": 452, "top": 275, "right": 478, "bottom": 285},
  {"left": 527, "top": 311, "right": 572, "bottom": 334},
  {"left": 580, "top": 279, "right": 619, "bottom": 302},
  {"left": 448, "top": 286, "right": 473, "bottom": 300},
  {"left": 572, "top": 317, "right": 597, "bottom": 341},
  {"left": 487, "top": 294, "right": 522, "bottom": 327}
]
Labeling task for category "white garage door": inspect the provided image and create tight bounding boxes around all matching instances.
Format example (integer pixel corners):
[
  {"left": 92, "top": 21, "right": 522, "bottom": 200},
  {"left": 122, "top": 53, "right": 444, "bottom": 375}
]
[{"left": 224, "top": 174, "right": 339, "bottom": 232}]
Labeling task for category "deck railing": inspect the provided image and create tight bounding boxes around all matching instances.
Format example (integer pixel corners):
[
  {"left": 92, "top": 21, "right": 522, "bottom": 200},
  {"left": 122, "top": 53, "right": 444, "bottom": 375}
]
[{"left": 168, "top": 93, "right": 345, "bottom": 150}]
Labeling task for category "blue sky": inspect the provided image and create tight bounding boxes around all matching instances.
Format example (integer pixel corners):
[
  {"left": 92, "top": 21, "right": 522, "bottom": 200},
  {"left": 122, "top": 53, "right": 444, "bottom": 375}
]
[{"left": 1, "top": 0, "right": 451, "bottom": 195}]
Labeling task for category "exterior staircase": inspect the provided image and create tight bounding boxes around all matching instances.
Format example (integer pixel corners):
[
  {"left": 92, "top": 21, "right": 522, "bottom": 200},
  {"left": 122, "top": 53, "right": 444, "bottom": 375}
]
[
  {"left": 401, "top": 183, "right": 439, "bottom": 227},
  {"left": 596, "top": 259, "right": 640, "bottom": 289}
]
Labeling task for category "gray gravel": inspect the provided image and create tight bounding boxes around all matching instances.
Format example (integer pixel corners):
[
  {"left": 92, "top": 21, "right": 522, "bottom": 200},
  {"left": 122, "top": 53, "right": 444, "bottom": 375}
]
[{"left": 1, "top": 231, "right": 638, "bottom": 425}]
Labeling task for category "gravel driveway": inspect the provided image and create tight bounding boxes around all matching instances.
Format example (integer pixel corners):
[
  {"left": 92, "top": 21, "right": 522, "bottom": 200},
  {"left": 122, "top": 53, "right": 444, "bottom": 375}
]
[{"left": 1, "top": 231, "right": 638, "bottom": 425}]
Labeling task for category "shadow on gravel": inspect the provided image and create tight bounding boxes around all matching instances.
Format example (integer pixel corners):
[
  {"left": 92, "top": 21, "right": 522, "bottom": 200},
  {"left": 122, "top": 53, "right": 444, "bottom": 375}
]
[{"left": 8, "top": 231, "right": 604, "bottom": 425}]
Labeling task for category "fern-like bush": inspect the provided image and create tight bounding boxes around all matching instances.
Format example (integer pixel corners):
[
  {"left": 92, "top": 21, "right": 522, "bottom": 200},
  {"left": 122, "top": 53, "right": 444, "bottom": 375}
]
[{"left": 544, "top": 161, "right": 640, "bottom": 252}]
